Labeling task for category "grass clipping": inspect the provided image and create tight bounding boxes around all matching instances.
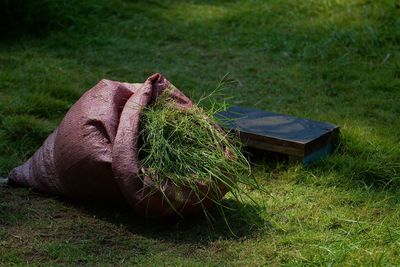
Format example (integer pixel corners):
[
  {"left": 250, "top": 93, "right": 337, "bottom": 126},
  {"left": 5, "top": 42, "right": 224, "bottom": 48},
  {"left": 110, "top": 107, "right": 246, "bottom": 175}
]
[{"left": 138, "top": 91, "right": 255, "bottom": 218}]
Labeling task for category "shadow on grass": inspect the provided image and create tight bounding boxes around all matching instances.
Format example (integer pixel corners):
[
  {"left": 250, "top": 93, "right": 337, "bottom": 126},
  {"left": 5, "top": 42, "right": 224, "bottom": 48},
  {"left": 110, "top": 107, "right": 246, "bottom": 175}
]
[
  {"left": 292, "top": 132, "right": 400, "bottom": 194},
  {"left": 246, "top": 130, "right": 399, "bottom": 196},
  {"left": 68, "top": 198, "right": 269, "bottom": 245}
]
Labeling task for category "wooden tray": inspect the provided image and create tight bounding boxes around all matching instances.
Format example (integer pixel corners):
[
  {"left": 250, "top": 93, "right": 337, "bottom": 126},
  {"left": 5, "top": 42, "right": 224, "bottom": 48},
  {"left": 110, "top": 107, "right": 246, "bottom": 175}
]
[{"left": 217, "top": 106, "right": 340, "bottom": 164}]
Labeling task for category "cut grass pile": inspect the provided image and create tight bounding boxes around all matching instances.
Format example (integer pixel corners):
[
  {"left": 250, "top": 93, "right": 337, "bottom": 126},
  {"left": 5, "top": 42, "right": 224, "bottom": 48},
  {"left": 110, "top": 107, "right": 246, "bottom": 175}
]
[{"left": 139, "top": 90, "right": 253, "bottom": 217}]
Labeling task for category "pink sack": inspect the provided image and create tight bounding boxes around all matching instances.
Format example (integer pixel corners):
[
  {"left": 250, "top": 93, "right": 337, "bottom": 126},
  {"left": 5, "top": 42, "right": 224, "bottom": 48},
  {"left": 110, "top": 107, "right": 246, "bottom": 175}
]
[{"left": 9, "top": 74, "right": 226, "bottom": 217}]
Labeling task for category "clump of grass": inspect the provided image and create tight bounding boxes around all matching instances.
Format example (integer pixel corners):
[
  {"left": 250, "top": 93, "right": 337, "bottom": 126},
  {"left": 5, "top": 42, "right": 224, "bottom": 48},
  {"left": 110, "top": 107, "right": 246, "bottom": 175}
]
[{"left": 138, "top": 89, "right": 257, "bottom": 219}]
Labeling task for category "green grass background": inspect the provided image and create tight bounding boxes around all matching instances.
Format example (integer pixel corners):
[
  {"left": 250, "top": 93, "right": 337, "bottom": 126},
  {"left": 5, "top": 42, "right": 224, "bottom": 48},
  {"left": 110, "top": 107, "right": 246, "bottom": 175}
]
[{"left": 0, "top": 0, "right": 399, "bottom": 265}]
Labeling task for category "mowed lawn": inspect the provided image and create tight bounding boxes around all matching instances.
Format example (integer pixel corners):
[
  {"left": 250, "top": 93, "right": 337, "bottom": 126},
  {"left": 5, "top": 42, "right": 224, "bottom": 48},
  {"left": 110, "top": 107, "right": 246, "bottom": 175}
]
[{"left": 1, "top": 0, "right": 399, "bottom": 265}]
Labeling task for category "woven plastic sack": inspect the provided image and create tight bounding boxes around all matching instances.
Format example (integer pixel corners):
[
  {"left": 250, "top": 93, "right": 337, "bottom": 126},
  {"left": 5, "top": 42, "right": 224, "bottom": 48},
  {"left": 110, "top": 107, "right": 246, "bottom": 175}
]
[{"left": 9, "top": 74, "right": 226, "bottom": 217}]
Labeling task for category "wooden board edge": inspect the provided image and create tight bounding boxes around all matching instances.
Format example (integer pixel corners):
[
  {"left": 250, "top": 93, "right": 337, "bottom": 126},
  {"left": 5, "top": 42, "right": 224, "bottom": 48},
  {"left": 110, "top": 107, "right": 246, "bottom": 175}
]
[
  {"left": 303, "top": 126, "right": 340, "bottom": 156},
  {"left": 238, "top": 131, "right": 305, "bottom": 157}
]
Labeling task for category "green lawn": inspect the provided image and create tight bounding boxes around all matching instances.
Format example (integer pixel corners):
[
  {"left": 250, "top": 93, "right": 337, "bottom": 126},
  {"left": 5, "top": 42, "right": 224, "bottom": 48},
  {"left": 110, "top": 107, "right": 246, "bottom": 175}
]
[{"left": 1, "top": 0, "right": 400, "bottom": 265}]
